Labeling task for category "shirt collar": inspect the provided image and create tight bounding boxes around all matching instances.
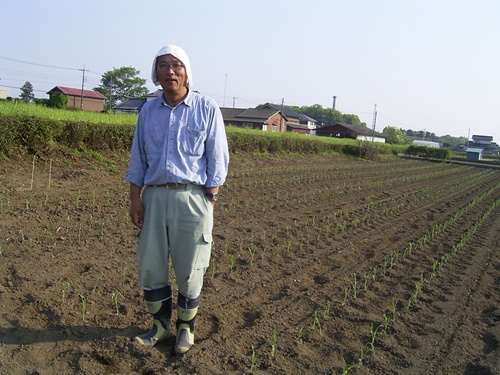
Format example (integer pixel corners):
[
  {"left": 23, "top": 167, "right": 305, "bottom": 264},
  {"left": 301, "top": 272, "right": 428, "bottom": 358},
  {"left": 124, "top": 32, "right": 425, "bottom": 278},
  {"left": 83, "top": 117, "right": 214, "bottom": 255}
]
[{"left": 159, "top": 89, "right": 193, "bottom": 108}]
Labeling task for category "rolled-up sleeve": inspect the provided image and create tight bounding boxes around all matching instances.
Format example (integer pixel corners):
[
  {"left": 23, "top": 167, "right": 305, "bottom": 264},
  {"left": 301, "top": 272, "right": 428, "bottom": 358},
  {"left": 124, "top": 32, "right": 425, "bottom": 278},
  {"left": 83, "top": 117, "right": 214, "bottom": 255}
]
[
  {"left": 205, "top": 104, "right": 229, "bottom": 188},
  {"left": 125, "top": 114, "right": 147, "bottom": 188}
]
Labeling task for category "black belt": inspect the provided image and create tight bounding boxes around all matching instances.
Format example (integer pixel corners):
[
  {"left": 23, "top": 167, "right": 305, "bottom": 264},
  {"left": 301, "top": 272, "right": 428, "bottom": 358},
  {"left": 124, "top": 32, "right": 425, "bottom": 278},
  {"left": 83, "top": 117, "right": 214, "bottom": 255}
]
[{"left": 150, "top": 183, "right": 204, "bottom": 190}]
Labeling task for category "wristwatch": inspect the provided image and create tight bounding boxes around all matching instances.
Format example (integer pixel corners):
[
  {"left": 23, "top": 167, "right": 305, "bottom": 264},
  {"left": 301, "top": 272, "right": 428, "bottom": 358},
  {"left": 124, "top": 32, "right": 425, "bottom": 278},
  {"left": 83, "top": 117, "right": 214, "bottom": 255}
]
[{"left": 205, "top": 192, "right": 219, "bottom": 201}]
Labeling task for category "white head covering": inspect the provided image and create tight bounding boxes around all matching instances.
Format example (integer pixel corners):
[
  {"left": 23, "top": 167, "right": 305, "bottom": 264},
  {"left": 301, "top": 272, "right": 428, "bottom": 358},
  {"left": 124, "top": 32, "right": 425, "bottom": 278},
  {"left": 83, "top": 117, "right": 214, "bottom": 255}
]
[{"left": 151, "top": 44, "right": 193, "bottom": 87}]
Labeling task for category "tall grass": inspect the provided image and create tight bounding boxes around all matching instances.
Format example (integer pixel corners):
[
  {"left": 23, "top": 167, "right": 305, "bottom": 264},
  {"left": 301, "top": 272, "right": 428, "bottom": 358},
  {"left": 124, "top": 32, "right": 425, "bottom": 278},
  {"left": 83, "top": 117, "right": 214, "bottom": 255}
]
[{"left": 0, "top": 101, "right": 138, "bottom": 125}]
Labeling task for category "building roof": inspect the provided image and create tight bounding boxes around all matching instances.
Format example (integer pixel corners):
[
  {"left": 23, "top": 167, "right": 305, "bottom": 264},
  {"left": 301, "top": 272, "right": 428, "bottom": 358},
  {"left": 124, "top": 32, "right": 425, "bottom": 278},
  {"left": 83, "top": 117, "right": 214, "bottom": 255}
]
[
  {"left": 318, "top": 121, "right": 386, "bottom": 138},
  {"left": 466, "top": 148, "right": 483, "bottom": 153},
  {"left": 47, "top": 86, "right": 106, "bottom": 99},
  {"left": 256, "top": 103, "right": 300, "bottom": 119},
  {"left": 221, "top": 107, "right": 287, "bottom": 123},
  {"left": 298, "top": 113, "right": 317, "bottom": 123},
  {"left": 220, "top": 107, "right": 246, "bottom": 120},
  {"left": 472, "top": 135, "right": 493, "bottom": 141},
  {"left": 113, "top": 98, "right": 147, "bottom": 110}
]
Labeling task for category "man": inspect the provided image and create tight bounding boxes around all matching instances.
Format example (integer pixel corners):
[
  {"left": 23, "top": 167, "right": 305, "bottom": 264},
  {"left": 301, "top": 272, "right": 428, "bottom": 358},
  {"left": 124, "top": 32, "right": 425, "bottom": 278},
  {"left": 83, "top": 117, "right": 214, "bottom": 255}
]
[{"left": 125, "top": 44, "right": 229, "bottom": 354}]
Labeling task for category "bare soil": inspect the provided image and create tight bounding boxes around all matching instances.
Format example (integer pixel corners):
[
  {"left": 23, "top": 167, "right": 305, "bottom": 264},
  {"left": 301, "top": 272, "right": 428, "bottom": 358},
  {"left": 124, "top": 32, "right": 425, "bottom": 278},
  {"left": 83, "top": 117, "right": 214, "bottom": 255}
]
[{"left": 0, "top": 152, "right": 499, "bottom": 375}]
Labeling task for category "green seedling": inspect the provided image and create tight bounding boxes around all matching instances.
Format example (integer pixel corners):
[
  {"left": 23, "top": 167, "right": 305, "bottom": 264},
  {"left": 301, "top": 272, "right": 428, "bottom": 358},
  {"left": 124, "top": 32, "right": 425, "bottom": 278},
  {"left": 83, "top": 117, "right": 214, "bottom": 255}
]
[
  {"left": 271, "top": 328, "right": 281, "bottom": 357},
  {"left": 382, "top": 313, "right": 390, "bottom": 333},
  {"left": 358, "top": 347, "right": 366, "bottom": 368},
  {"left": 342, "top": 287, "right": 350, "bottom": 306},
  {"left": 61, "top": 281, "right": 70, "bottom": 304},
  {"left": 342, "top": 357, "right": 354, "bottom": 374},
  {"left": 296, "top": 326, "right": 305, "bottom": 343},
  {"left": 367, "top": 323, "right": 382, "bottom": 353},
  {"left": 79, "top": 294, "right": 88, "bottom": 324},
  {"left": 362, "top": 271, "right": 370, "bottom": 291},
  {"left": 249, "top": 344, "right": 258, "bottom": 373},
  {"left": 312, "top": 310, "right": 322, "bottom": 335},
  {"left": 323, "top": 300, "right": 333, "bottom": 320},
  {"left": 229, "top": 255, "right": 236, "bottom": 273},
  {"left": 92, "top": 271, "right": 103, "bottom": 293},
  {"left": 351, "top": 274, "right": 358, "bottom": 299},
  {"left": 112, "top": 291, "right": 120, "bottom": 315},
  {"left": 210, "top": 262, "right": 217, "bottom": 278},
  {"left": 248, "top": 247, "right": 256, "bottom": 265},
  {"left": 121, "top": 266, "right": 129, "bottom": 285},
  {"left": 75, "top": 190, "right": 81, "bottom": 208}
]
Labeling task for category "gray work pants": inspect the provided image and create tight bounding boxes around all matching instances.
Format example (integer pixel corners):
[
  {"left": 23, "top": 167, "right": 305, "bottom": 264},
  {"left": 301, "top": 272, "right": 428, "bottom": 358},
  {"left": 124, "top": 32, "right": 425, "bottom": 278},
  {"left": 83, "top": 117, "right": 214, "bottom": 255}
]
[{"left": 136, "top": 184, "right": 213, "bottom": 298}]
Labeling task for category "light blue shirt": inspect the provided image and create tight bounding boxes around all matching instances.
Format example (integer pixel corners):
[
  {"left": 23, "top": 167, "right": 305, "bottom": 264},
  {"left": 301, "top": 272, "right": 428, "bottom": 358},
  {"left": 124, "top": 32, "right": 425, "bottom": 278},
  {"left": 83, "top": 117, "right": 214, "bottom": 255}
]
[{"left": 125, "top": 90, "right": 229, "bottom": 188}]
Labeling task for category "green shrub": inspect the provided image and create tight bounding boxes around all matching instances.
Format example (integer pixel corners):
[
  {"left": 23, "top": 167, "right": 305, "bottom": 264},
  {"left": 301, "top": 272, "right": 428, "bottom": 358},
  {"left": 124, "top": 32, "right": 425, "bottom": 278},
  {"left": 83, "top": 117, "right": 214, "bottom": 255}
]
[
  {"left": 0, "top": 114, "right": 135, "bottom": 156},
  {"left": 405, "top": 145, "right": 450, "bottom": 160}
]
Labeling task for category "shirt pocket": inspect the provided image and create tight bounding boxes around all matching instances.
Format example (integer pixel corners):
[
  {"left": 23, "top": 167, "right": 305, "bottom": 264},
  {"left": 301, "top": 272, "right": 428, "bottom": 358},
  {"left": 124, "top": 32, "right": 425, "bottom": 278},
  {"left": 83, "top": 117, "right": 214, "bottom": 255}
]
[
  {"left": 180, "top": 124, "right": 206, "bottom": 156},
  {"left": 144, "top": 121, "right": 165, "bottom": 154}
]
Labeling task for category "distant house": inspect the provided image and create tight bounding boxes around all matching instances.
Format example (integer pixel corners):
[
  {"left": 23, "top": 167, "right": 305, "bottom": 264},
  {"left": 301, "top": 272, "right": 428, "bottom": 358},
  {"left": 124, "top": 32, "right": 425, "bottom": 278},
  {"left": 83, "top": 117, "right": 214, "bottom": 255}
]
[
  {"left": 316, "top": 121, "right": 386, "bottom": 143},
  {"left": 287, "top": 113, "right": 317, "bottom": 135},
  {"left": 466, "top": 148, "right": 483, "bottom": 161},
  {"left": 256, "top": 103, "right": 301, "bottom": 125},
  {"left": 47, "top": 86, "right": 106, "bottom": 112},
  {"left": 221, "top": 103, "right": 318, "bottom": 134},
  {"left": 467, "top": 134, "right": 499, "bottom": 154},
  {"left": 220, "top": 107, "right": 287, "bottom": 132},
  {"left": 113, "top": 90, "right": 163, "bottom": 114}
]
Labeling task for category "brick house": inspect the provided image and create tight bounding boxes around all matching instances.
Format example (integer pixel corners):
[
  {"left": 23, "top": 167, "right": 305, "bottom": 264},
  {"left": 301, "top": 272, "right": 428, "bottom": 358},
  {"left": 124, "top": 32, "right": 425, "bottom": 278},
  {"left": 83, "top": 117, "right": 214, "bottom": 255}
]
[
  {"left": 47, "top": 86, "right": 106, "bottom": 112},
  {"left": 220, "top": 107, "right": 288, "bottom": 132}
]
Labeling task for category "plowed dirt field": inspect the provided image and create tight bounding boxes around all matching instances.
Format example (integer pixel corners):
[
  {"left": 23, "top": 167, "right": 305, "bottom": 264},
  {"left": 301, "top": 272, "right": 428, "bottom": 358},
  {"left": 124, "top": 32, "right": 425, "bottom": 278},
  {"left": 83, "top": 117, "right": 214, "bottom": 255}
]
[{"left": 0, "top": 152, "right": 499, "bottom": 375}]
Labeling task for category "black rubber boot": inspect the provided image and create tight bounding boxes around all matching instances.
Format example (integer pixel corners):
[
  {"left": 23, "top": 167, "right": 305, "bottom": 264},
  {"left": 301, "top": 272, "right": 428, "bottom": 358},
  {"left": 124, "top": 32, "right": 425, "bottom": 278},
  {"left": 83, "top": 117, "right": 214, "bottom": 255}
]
[
  {"left": 134, "top": 285, "right": 172, "bottom": 348},
  {"left": 175, "top": 294, "right": 199, "bottom": 354}
]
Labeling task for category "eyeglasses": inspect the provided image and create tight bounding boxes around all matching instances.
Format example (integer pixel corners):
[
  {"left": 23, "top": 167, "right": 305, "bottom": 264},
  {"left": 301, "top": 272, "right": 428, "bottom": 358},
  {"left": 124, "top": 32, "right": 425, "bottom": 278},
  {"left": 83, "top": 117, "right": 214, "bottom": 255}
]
[{"left": 157, "top": 61, "right": 184, "bottom": 72}]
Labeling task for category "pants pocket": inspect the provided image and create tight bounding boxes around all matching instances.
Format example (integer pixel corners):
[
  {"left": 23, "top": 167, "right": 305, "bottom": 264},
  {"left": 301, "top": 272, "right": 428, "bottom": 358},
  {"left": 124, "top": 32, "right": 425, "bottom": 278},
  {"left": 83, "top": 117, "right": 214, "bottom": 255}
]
[{"left": 195, "top": 232, "right": 212, "bottom": 270}]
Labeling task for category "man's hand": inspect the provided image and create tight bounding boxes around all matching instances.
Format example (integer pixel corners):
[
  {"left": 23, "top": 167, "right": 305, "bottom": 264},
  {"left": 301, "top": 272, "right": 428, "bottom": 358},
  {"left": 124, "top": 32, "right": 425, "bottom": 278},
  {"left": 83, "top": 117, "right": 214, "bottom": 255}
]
[
  {"left": 129, "top": 183, "right": 143, "bottom": 228},
  {"left": 129, "top": 199, "right": 144, "bottom": 228}
]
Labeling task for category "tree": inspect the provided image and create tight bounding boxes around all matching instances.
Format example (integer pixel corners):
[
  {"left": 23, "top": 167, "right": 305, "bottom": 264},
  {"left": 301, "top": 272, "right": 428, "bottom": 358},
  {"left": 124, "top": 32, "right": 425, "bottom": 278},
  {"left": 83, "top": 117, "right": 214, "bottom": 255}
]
[
  {"left": 94, "top": 66, "right": 149, "bottom": 110},
  {"left": 341, "top": 113, "right": 364, "bottom": 126},
  {"left": 383, "top": 126, "right": 406, "bottom": 144},
  {"left": 47, "top": 93, "right": 68, "bottom": 109},
  {"left": 20, "top": 81, "right": 35, "bottom": 102},
  {"left": 292, "top": 104, "right": 366, "bottom": 127}
]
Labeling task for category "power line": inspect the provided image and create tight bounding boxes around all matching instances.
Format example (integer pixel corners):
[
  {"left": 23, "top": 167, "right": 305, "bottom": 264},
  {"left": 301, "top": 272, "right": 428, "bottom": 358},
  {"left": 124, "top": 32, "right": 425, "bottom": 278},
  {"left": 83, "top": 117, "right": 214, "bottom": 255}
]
[
  {"left": 0, "top": 84, "right": 49, "bottom": 94},
  {"left": 0, "top": 55, "right": 79, "bottom": 71},
  {"left": 0, "top": 55, "right": 102, "bottom": 75}
]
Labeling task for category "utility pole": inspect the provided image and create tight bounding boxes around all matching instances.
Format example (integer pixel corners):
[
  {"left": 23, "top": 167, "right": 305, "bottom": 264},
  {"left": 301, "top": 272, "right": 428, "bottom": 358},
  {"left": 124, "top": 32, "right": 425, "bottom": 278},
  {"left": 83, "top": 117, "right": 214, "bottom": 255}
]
[
  {"left": 79, "top": 66, "right": 87, "bottom": 110},
  {"left": 332, "top": 96, "right": 337, "bottom": 110},
  {"left": 371, "top": 104, "right": 377, "bottom": 142},
  {"left": 279, "top": 98, "right": 285, "bottom": 131}
]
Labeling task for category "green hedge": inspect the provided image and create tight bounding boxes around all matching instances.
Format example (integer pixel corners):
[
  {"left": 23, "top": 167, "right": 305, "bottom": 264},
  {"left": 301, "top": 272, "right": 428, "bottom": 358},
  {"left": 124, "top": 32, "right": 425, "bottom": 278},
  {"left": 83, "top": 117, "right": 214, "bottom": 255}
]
[
  {"left": 404, "top": 144, "right": 451, "bottom": 160},
  {"left": 0, "top": 114, "right": 394, "bottom": 159},
  {"left": 0, "top": 114, "right": 135, "bottom": 156}
]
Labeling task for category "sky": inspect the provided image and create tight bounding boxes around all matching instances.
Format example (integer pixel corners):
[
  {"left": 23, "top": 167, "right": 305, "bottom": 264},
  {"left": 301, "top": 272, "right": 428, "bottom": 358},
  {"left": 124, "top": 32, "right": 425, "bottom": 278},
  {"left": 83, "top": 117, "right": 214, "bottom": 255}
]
[{"left": 1, "top": 0, "right": 499, "bottom": 140}]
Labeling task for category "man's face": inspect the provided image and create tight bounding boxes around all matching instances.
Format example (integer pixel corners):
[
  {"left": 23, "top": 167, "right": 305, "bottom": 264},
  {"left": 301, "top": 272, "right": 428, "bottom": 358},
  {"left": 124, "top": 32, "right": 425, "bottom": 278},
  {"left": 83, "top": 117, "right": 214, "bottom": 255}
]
[{"left": 156, "top": 54, "right": 188, "bottom": 95}]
